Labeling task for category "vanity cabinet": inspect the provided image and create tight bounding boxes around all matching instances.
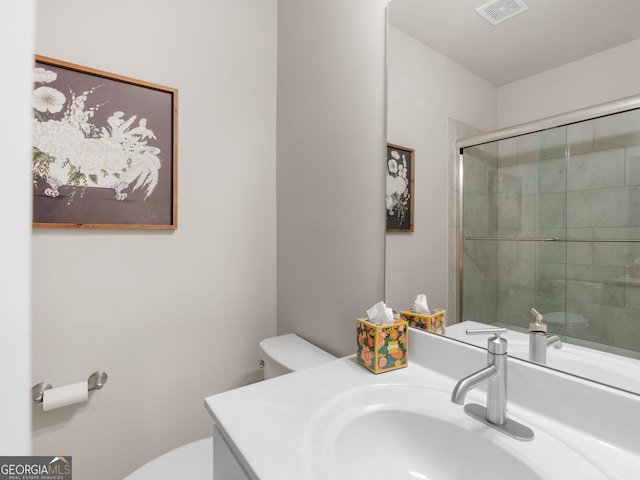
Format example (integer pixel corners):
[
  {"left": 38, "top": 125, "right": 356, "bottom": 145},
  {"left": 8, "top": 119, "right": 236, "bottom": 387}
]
[{"left": 213, "top": 425, "right": 251, "bottom": 480}]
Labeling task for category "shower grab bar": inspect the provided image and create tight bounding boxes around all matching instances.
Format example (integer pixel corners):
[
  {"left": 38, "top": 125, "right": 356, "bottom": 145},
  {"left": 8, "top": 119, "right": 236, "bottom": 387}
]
[
  {"left": 465, "top": 236, "right": 560, "bottom": 242},
  {"left": 561, "top": 238, "right": 640, "bottom": 243},
  {"left": 465, "top": 237, "right": 640, "bottom": 243}
]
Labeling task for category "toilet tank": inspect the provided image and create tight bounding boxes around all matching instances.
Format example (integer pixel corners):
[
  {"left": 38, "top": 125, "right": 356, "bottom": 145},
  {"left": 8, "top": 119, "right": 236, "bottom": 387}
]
[{"left": 258, "top": 334, "right": 336, "bottom": 379}]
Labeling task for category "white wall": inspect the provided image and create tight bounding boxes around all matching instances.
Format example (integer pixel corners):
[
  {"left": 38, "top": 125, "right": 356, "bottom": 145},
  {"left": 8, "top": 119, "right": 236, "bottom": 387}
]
[
  {"left": 32, "top": 1, "right": 277, "bottom": 479},
  {"left": 498, "top": 39, "right": 640, "bottom": 128},
  {"left": 277, "top": 0, "right": 388, "bottom": 357},
  {"left": 0, "top": 0, "right": 35, "bottom": 455},
  {"left": 385, "top": 26, "right": 497, "bottom": 314}
]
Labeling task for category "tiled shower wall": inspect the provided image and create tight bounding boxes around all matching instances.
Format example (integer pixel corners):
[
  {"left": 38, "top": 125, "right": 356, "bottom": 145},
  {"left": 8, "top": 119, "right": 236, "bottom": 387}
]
[
  {"left": 495, "top": 126, "right": 567, "bottom": 334},
  {"left": 463, "top": 108, "right": 640, "bottom": 355}
]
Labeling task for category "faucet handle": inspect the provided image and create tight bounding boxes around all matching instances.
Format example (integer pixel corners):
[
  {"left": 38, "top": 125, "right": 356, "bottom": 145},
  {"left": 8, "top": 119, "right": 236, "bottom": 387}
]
[
  {"left": 466, "top": 327, "right": 508, "bottom": 337},
  {"left": 530, "top": 308, "right": 544, "bottom": 321},
  {"left": 529, "top": 308, "right": 547, "bottom": 333},
  {"left": 466, "top": 327, "right": 508, "bottom": 354}
]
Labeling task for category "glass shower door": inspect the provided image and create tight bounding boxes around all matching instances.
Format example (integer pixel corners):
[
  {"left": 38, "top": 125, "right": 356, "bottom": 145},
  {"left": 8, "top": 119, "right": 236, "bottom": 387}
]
[
  {"left": 563, "top": 109, "right": 640, "bottom": 354},
  {"left": 461, "top": 126, "right": 568, "bottom": 336},
  {"left": 460, "top": 103, "right": 640, "bottom": 374}
]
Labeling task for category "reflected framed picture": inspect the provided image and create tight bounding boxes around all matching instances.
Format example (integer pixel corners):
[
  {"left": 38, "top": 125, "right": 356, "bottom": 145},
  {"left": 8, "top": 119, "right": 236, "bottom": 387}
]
[
  {"left": 32, "top": 55, "right": 178, "bottom": 229},
  {"left": 386, "top": 143, "right": 414, "bottom": 232}
]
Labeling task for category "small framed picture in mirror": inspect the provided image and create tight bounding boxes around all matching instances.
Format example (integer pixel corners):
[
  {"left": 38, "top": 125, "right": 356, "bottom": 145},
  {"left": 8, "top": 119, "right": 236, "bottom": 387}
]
[{"left": 386, "top": 143, "right": 414, "bottom": 232}]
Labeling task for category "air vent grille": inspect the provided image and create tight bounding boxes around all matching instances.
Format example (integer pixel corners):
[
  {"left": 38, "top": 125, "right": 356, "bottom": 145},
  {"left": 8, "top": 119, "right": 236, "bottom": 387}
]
[{"left": 476, "top": 0, "right": 529, "bottom": 26}]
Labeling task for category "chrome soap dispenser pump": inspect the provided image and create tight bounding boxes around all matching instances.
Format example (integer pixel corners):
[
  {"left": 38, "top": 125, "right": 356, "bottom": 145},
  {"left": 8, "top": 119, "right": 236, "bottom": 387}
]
[{"left": 529, "top": 308, "right": 562, "bottom": 364}]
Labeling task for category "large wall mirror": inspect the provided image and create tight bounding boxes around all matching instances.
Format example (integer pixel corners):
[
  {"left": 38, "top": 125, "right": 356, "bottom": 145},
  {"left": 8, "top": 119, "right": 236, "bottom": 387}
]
[{"left": 386, "top": 0, "right": 640, "bottom": 395}]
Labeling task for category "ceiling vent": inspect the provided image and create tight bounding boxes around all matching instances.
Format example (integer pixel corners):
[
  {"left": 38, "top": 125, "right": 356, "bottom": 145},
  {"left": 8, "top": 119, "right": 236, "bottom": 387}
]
[{"left": 476, "top": 0, "right": 529, "bottom": 26}]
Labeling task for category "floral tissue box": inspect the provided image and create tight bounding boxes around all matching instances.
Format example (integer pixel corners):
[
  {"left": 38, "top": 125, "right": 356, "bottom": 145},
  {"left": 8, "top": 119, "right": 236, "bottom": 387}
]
[
  {"left": 400, "top": 309, "right": 446, "bottom": 335},
  {"left": 356, "top": 318, "right": 408, "bottom": 374}
]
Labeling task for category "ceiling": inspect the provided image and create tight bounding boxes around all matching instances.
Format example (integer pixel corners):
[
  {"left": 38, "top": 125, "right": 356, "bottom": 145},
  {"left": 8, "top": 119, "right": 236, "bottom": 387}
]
[{"left": 388, "top": 0, "right": 640, "bottom": 86}]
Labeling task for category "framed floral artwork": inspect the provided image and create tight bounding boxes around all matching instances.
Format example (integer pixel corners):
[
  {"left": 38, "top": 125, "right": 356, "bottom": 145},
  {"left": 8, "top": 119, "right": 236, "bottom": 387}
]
[
  {"left": 386, "top": 143, "right": 414, "bottom": 232},
  {"left": 32, "top": 55, "right": 178, "bottom": 229}
]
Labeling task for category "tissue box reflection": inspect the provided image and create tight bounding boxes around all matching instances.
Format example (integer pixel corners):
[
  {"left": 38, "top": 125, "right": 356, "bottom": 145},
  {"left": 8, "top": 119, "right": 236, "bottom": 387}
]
[
  {"left": 400, "top": 309, "right": 446, "bottom": 334},
  {"left": 356, "top": 318, "right": 408, "bottom": 374}
]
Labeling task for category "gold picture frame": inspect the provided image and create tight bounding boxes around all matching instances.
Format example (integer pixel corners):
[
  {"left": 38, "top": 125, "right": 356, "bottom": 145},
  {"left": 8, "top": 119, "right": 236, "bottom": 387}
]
[{"left": 32, "top": 55, "right": 178, "bottom": 229}]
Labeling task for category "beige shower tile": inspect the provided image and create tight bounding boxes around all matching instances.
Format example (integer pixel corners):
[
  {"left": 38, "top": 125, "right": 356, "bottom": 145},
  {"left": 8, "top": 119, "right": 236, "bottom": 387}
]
[
  {"left": 625, "top": 144, "right": 640, "bottom": 186},
  {"left": 538, "top": 156, "right": 566, "bottom": 193},
  {"left": 568, "top": 120, "right": 594, "bottom": 155},
  {"left": 567, "top": 148, "right": 625, "bottom": 191},
  {"left": 594, "top": 108, "right": 640, "bottom": 150},
  {"left": 567, "top": 187, "right": 631, "bottom": 228},
  {"left": 498, "top": 137, "right": 517, "bottom": 166},
  {"left": 537, "top": 193, "right": 565, "bottom": 228}
]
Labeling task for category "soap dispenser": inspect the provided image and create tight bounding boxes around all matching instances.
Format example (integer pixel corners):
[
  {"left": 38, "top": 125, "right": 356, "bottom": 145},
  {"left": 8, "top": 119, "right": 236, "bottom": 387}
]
[{"left": 528, "top": 308, "right": 562, "bottom": 364}]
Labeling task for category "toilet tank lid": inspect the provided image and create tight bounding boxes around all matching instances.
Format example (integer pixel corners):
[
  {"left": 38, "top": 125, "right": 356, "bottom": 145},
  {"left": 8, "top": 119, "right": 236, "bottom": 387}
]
[{"left": 258, "top": 334, "right": 337, "bottom": 372}]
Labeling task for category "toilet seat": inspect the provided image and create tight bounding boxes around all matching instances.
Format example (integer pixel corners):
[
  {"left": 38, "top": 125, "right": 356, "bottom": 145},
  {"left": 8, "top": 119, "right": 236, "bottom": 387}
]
[{"left": 123, "top": 437, "right": 213, "bottom": 480}]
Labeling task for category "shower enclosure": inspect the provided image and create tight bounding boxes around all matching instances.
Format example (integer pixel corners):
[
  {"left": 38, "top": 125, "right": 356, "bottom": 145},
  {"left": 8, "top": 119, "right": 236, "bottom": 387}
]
[{"left": 458, "top": 96, "right": 640, "bottom": 359}]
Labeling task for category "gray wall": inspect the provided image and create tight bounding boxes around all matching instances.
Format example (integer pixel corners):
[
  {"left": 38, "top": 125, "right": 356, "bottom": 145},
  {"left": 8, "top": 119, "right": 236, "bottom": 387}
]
[
  {"left": 385, "top": 25, "right": 497, "bottom": 317},
  {"left": 31, "top": 0, "right": 391, "bottom": 477},
  {"left": 276, "top": 0, "right": 388, "bottom": 357},
  {"left": 33, "top": 1, "right": 277, "bottom": 478},
  {"left": 498, "top": 39, "right": 640, "bottom": 127}
]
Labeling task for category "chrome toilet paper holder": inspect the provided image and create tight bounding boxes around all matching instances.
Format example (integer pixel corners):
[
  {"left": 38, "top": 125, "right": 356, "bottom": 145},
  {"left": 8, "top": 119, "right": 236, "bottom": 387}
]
[{"left": 32, "top": 370, "right": 108, "bottom": 404}]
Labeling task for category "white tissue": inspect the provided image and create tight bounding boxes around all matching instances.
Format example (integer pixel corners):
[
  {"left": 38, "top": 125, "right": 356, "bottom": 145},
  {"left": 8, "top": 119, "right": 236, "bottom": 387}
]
[
  {"left": 366, "top": 301, "right": 394, "bottom": 325},
  {"left": 42, "top": 381, "right": 88, "bottom": 411},
  {"left": 413, "top": 294, "right": 431, "bottom": 314}
]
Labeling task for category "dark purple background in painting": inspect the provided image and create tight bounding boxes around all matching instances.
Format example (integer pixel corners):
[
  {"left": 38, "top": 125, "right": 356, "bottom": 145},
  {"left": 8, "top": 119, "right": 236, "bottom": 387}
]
[
  {"left": 386, "top": 144, "right": 413, "bottom": 231},
  {"left": 33, "top": 60, "right": 175, "bottom": 226}
]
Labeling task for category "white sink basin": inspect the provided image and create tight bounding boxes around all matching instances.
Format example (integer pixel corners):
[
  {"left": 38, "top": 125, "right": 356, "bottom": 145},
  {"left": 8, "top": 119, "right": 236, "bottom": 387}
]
[
  {"left": 301, "top": 384, "right": 607, "bottom": 480},
  {"left": 335, "top": 409, "right": 539, "bottom": 480}
]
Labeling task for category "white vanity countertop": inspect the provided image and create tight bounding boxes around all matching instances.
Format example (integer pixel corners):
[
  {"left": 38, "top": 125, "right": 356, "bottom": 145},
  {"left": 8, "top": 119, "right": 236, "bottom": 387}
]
[
  {"left": 206, "top": 353, "right": 452, "bottom": 479},
  {"left": 205, "top": 328, "right": 640, "bottom": 480}
]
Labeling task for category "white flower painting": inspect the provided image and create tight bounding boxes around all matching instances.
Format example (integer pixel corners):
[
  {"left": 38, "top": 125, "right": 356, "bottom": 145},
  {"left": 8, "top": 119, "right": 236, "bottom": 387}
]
[
  {"left": 31, "top": 57, "right": 177, "bottom": 229},
  {"left": 386, "top": 144, "right": 414, "bottom": 232},
  {"left": 32, "top": 65, "right": 162, "bottom": 205},
  {"left": 32, "top": 86, "right": 67, "bottom": 113}
]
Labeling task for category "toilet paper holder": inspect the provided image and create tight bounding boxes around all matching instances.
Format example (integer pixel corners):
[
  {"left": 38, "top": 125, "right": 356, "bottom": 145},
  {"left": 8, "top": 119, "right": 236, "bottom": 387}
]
[{"left": 32, "top": 371, "right": 108, "bottom": 404}]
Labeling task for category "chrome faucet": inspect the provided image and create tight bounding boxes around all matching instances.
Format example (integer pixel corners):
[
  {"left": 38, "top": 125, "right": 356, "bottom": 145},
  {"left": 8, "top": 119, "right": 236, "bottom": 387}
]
[
  {"left": 529, "top": 308, "right": 562, "bottom": 364},
  {"left": 451, "top": 327, "right": 534, "bottom": 441}
]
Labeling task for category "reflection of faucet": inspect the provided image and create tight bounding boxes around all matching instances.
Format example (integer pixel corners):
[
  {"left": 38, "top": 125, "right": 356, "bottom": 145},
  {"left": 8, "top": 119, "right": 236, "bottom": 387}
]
[
  {"left": 451, "top": 328, "right": 534, "bottom": 441},
  {"left": 529, "top": 308, "right": 562, "bottom": 364}
]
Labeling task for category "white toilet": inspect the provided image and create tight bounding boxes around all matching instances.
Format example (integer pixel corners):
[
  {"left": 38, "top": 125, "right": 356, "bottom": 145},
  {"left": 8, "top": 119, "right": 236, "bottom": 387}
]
[
  {"left": 258, "top": 333, "right": 337, "bottom": 379},
  {"left": 124, "top": 334, "right": 336, "bottom": 479}
]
